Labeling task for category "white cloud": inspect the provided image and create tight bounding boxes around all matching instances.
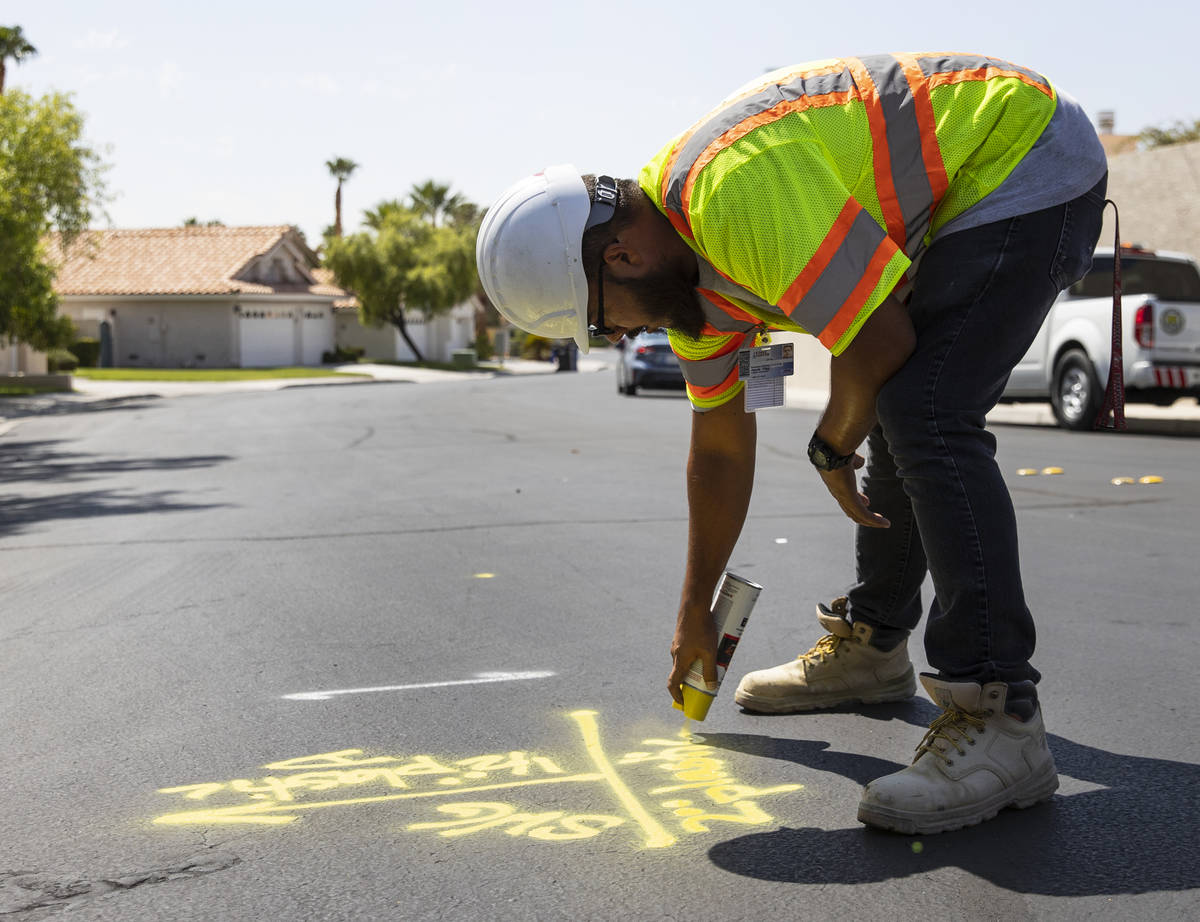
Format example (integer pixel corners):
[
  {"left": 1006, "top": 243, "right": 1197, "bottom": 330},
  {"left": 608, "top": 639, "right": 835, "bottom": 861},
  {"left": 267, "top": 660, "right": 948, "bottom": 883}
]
[
  {"left": 73, "top": 30, "right": 130, "bottom": 51},
  {"left": 297, "top": 72, "right": 339, "bottom": 97},
  {"left": 212, "top": 135, "right": 236, "bottom": 161},
  {"left": 158, "top": 60, "right": 182, "bottom": 98}
]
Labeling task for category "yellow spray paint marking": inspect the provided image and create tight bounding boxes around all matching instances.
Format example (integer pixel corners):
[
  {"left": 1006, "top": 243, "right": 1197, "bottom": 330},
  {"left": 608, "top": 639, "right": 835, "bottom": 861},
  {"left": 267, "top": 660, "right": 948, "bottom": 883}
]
[
  {"left": 1138, "top": 475, "right": 1164, "bottom": 485},
  {"left": 568, "top": 710, "right": 675, "bottom": 848},
  {"left": 1016, "top": 468, "right": 1039, "bottom": 477},
  {"left": 1111, "top": 477, "right": 1135, "bottom": 486},
  {"left": 1041, "top": 466, "right": 1064, "bottom": 475},
  {"left": 151, "top": 711, "right": 803, "bottom": 850},
  {"left": 473, "top": 573, "right": 495, "bottom": 579}
]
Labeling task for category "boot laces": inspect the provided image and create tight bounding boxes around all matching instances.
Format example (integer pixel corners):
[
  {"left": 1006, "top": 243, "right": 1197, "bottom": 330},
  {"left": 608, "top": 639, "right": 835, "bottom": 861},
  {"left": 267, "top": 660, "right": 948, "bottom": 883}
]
[
  {"left": 914, "top": 707, "right": 988, "bottom": 765},
  {"left": 798, "top": 633, "right": 842, "bottom": 663}
]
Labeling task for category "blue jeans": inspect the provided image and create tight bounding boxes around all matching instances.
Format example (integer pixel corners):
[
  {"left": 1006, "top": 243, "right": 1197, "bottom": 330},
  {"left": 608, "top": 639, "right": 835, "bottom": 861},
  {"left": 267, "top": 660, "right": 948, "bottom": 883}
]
[{"left": 847, "top": 176, "right": 1107, "bottom": 714}]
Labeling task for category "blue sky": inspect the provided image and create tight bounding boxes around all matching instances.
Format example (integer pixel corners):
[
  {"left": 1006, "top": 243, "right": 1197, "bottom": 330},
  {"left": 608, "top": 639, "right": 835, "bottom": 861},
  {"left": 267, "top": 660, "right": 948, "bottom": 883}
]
[{"left": 7, "top": 0, "right": 1197, "bottom": 246}]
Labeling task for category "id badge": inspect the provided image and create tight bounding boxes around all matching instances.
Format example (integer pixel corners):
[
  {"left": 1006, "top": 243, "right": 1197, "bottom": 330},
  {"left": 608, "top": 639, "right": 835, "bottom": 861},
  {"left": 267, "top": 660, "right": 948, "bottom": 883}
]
[{"left": 737, "top": 342, "right": 794, "bottom": 412}]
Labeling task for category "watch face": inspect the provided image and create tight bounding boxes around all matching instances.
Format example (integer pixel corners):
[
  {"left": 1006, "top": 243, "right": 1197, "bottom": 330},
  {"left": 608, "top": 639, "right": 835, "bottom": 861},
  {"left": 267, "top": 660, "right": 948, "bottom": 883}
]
[{"left": 809, "top": 435, "right": 847, "bottom": 470}]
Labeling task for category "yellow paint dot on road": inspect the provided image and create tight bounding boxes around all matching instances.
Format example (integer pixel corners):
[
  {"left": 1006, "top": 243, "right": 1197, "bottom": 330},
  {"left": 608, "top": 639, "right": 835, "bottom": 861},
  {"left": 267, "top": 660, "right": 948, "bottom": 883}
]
[
  {"left": 1041, "top": 466, "right": 1064, "bottom": 475},
  {"left": 1111, "top": 477, "right": 1135, "bottom": 486},
  {"left": 1139, "top": 475, "right": 1164, "bottom": 485},
  {"left": 473, "top": 573, "right": 495, "bottom": 579},
  {"left": 1016, "top": 468, "right": 1039, "bottom": 476},
  {"left": 912, "top": 841, "right": 924, "bottom": 854}
]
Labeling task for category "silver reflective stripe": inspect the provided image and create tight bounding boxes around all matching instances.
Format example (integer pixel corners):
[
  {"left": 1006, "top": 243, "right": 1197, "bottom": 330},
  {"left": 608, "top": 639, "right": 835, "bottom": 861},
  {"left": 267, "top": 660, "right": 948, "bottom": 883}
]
[
  {"left": 695, "top": 287, "right": 756, "bottom": 334},
  {"left": 696, "top": 260, "right": 777, "bottom": 315},
  {"left": 677, "top": 347, "right": 740, "bottom": 389},
  {"left": 916, "top": 54, "right": 1050, "bottom": 89},
  {"left": 853, "top": 55, "right": 935, "bottom": 254},
  {"left": 663, "top": 67, "right": 856, "bottom": 220},
  {"left": 787, "top": 208, "right": 890, "bottom": 331}
]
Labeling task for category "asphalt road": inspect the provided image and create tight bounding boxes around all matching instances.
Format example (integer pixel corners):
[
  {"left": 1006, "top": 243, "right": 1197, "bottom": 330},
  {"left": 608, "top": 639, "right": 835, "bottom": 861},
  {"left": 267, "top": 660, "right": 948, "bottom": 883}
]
[{"left": 2, "top": 371, "right": 1198, "bottom": 921}]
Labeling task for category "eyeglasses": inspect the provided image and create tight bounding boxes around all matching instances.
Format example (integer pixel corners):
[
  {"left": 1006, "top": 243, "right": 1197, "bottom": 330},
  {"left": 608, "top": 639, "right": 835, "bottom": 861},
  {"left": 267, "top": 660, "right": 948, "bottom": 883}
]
[
  {"left": 585, "top": 176, "right": 619, "bottom": 338},
  {"left": 588, "top": 264, "right": 615, "bottom": 337}
]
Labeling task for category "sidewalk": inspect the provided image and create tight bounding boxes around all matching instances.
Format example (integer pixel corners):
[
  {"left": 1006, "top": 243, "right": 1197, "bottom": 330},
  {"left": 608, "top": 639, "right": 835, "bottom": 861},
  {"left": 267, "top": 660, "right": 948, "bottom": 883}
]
[
  {"left": 4, "top": 355, "right": 1198, "bottom": 436},
  {"left": 0, "top": 358, "right": 613, "bottom": 433}
]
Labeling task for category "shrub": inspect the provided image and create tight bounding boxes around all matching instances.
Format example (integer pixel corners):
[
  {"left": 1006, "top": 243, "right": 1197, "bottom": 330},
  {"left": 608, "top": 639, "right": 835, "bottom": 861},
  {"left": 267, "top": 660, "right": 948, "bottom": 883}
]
[
  {"left": 71, "top": 338, "right": 101, "bottom": 367},
  {"left": 322, "top": 346, "right": 366, "bottom": 363},
  {"left": 47, "top": 349, "right": 79, "bottom": 373},
  {"left": 473, "top": 328, "right": 495, "bottom": 362}
]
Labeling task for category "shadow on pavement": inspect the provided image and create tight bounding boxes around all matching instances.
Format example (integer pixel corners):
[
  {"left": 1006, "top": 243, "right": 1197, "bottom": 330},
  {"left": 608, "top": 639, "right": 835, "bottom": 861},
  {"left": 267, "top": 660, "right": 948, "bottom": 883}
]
[
  {"left": 0, "top": 439, "right": 232, "bottom": 537},
  {"left": 700, "top": 699, "right": 1200, "bottom": 896},
  {"left": 0, "top": 440, "right": 232, "bottom": 485},
  {"left": 0, "top": 394, "right": 161, "bottom": 420}
]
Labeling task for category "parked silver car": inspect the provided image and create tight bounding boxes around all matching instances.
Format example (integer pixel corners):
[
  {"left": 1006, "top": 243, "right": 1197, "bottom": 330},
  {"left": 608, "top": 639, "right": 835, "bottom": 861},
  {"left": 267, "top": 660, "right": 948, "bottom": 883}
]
[{"left": 615, "top": 331, "right": 686, "bottom": 396}]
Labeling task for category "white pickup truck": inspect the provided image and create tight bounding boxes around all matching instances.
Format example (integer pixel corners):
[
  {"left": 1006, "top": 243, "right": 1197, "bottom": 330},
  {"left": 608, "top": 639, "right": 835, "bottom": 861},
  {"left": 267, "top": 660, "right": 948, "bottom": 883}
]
[{"left": 1001, "top": 246, "right": 1200, "bottom": 428}]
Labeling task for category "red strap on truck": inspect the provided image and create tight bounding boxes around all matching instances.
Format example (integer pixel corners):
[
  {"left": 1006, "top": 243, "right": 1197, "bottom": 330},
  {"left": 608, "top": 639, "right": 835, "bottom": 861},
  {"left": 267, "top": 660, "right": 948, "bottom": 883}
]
[{"left": 1094, "top": 200, "right": 1126, "bottom": 430}]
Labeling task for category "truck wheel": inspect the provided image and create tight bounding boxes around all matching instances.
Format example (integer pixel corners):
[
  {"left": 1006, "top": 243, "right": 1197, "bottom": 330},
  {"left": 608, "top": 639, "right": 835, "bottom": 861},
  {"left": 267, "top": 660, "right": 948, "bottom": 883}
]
[{"left": 1050, "top": 348, "right": 1101, "bottom": 430}]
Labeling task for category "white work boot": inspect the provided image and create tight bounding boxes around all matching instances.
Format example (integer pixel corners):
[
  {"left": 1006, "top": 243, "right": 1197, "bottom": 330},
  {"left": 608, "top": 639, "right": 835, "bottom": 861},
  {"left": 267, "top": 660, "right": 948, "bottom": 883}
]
[
  {"left": 733, "top": 597, "right": 916, "bottom": 713},
  {"left": 857, "top": 674, "right": 1059, "bottom": 834}
]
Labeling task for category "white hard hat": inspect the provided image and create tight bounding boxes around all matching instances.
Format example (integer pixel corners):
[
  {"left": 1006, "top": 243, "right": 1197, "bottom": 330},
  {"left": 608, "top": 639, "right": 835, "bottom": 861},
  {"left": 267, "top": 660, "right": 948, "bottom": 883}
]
[{"left": 476, "top": 165, "right": 616, "bottom": 353}]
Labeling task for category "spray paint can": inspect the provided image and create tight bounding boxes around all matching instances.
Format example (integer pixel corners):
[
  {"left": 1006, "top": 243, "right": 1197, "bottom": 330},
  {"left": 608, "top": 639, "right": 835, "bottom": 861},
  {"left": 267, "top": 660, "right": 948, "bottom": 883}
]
[{"left": 673, "top": 571, "right": 762, "bottom": 721}]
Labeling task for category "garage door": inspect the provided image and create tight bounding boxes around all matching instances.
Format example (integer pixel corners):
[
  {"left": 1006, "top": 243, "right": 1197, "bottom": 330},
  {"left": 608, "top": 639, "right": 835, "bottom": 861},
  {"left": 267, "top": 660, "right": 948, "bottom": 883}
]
[
  {"left": 300, "top": 309, "right": 331, "bottom": 366},
  {"left": 239, "top": 309, "right": 296, "bottom": 367}
]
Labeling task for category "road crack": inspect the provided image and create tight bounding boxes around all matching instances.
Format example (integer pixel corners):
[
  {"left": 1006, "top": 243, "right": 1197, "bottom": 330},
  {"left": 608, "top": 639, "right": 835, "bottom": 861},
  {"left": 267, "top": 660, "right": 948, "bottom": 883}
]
[{"left": 0, "top": 847, "right": 240, "bottom": 915}]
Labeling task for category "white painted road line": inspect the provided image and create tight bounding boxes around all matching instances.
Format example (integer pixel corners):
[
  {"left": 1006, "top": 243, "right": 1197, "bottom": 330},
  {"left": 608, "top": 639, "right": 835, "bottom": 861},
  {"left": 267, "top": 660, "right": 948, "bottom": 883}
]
[{"left": 281, "top": 670, "right": 558, "bottom": 701}]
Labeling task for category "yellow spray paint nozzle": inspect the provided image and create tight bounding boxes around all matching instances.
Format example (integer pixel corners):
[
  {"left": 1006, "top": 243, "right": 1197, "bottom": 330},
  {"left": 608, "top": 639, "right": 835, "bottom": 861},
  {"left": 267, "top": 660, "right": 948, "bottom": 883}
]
[{"left": 672, "top": 685, "right": 716, "bottom": 721}]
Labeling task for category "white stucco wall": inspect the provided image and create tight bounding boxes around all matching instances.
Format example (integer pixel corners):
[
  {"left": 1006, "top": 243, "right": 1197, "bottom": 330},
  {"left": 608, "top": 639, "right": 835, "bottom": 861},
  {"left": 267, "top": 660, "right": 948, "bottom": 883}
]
[{"left": 59, "top": 297, "right": 336, "bottom": 368}]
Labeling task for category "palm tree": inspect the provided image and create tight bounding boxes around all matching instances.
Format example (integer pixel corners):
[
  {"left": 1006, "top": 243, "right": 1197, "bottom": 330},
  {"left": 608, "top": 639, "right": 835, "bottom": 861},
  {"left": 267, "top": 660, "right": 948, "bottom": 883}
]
[
  {"left": 325, "top": 157, "right": 359, "bottom": 237},
  {"left": 409, "top": 180, "right": 464, "bottom": 227},
  {"left": 0, "top": 25, "right": 37, "bottom": 95}
]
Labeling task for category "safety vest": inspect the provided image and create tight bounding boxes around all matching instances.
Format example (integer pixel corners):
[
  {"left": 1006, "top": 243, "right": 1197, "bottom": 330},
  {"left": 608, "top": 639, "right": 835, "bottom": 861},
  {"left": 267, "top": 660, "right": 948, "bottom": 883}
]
[{"left": 639, "top": 53, "right": 1057, "bottom": 409}]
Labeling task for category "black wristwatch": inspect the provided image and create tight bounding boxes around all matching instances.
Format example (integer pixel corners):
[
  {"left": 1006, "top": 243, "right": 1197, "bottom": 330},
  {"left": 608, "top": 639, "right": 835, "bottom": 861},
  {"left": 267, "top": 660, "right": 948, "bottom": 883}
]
[{"left": 807, "top": 433, "right": 855, "bottom": 472}]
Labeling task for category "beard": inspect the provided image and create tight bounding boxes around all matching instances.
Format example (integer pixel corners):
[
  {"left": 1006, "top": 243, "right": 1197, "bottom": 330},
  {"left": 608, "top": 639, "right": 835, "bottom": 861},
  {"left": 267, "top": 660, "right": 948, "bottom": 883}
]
[{"left": 609, "top": 267, "right": 706, "bottom": 340}]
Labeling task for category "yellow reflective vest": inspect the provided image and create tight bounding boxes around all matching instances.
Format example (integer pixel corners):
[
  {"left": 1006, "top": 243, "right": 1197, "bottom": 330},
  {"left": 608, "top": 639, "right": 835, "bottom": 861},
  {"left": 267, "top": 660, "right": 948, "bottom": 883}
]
[{"left": 639, "top": 53, "right": 1058, "bottom": 410}]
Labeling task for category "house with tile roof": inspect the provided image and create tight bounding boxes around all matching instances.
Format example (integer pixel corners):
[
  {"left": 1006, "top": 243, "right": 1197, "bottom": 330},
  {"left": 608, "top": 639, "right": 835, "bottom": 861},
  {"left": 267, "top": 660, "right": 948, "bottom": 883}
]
[{"left": 50, "top": 225, "right": 346, "bottom": 368}]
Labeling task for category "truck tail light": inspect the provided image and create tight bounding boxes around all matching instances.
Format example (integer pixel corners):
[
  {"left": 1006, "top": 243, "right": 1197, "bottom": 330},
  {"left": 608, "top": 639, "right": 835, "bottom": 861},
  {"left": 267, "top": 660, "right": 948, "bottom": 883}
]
[
  {"left": 636, "top": 345, "right": 650, "bottom": 355},
  {"left": 1134, "top": 302, "right": 1155, "bottom": 349}
]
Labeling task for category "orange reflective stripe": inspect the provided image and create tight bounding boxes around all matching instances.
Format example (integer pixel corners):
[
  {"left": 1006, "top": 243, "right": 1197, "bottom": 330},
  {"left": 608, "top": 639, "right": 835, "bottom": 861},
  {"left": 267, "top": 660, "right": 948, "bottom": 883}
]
[
  {"left": 925, "top": 66, "right": 1055, "bottom": 99},
  {"left": 660, "top": 62, "right": 850, "bottom": 229},
  {"left": 778, "top": 198, "right": 859, "bottom": 314},
  {"left": 846, "top": 57, "right": 905, "bottom": 247},
  {"left": 665, "top": 210, "right": 692, "bottom": 241},
  {"left": 895, "top": 53, "right": 949, "bottom": 207},
  {"left": 679, "top": 90, "right": 854, "bottom": 220},
  {"left": 816, "top": 237, "right": 897, "bottom": 350}
]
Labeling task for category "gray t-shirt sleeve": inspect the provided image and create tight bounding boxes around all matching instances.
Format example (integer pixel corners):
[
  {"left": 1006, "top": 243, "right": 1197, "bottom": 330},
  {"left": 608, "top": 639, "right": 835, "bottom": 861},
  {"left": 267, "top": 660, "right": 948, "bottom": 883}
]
[{"left": 935, "top": 88, "right": 1109, "bottom": 240}]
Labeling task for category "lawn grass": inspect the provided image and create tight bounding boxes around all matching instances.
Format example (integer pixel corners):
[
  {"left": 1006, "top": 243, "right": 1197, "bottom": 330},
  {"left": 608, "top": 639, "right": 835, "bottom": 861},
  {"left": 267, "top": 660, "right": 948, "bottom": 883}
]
[
  {"left": 0, "top": 385, "right": 59, "bottom": 397},
  {"left": 72, "top": 367, "right": 370, "bottom": 382}
]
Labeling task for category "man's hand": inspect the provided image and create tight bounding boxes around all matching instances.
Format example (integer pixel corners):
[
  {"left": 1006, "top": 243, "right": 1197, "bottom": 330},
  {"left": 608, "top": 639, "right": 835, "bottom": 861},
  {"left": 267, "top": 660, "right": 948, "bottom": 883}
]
[
  {"left": 815, "top": 294, "right": 915, "bottom": 527},
  {"left": 668, "top": 606, "right": 719, "bottom": 705},
  {"left": 816, "top": 457, "right": 890, "bottom": 528}
]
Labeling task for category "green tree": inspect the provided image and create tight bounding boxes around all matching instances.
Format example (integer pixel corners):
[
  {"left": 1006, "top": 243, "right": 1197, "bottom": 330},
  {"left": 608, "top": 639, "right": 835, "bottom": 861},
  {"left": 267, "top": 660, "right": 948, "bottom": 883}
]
[
  {"left": 0, "top": 25, "right": 37, "bottom": 95},
  {"left": 1139, "top": 118, "right": 1200, "bottom": 149},
  {"left": 324, "top": 184, "right": 479, "bottom": 363},
  {"left": 0, "top": 89, "right": 107, "bottom": 349},
  {"left": 409, "top": 179, "right": 470, "bottom": 228},
  {"left": 326, "top": 156, "right": 358, "bottom": 238}
]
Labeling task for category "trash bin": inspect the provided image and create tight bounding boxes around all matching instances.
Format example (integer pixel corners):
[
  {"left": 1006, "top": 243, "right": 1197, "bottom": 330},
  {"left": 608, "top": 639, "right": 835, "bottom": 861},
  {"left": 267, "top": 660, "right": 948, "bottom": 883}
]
[
  {"left": 451, "top": 349, "right": 477, "bottom": 370},
  {"left": 555, "top": 341, "right": 578, "bottom": 372}
]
